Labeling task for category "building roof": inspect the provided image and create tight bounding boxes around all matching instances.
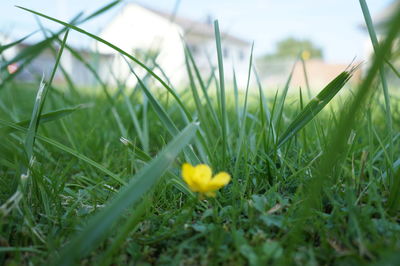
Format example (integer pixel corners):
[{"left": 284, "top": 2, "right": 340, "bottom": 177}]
[{"left": 133, "top": 3, "right": 250, "bottom": 46}]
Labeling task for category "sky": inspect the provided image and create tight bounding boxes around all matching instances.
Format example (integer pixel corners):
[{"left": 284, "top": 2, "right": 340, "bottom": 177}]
[{"left": 0, "top": 0, "right": 394, "bottom": 63}]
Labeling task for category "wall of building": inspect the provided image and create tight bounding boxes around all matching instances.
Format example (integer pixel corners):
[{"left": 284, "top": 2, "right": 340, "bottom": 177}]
[
  {"left": 96, "top": 4, "right": 186, "bottom": 86},
  {"left": 256, "top": 58, "right": 362, "bottom": 95},
  {"left": 185, "top": 33, "right": 251, "bottom": 90}
]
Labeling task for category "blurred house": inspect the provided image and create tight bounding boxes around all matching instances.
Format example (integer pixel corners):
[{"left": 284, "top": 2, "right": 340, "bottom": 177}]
[
  {"left": 292, "top": 59, "right": 361, "bottom": 89},
  {"left": 0, "top": 35, "right": 112, "bottom": 87},
  {"left": 0, "top": 33, "right": 18, "bottom": 59},
  {"left": 256, "top": 58, "right": 361, "bottom": 94},
  {"left": 96, "top": 3, "right": 251, "bottom": 87},
  {"left": 1, "top": 3, "right": 251, "bottom": 88}
]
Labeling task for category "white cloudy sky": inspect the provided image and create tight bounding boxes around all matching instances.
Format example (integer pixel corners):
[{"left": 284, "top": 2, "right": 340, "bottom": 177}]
[{"left": 0, "top": 0, "right": 394, "bottom": 63}]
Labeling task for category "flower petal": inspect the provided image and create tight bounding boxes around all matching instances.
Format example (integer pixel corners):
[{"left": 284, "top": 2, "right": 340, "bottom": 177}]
[
  {"left": 207, "top": 172, "right": 231, "bottom": 191},
  {"left": 191, "top": 164, "right": 212, "bottom": 192},
  {"left": 182, "top": 163, "right": 195, "bottom": 189}
]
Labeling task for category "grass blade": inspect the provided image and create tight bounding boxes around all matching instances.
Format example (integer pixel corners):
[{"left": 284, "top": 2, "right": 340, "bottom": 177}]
[
  {"left": 233, "top": 70, "right": 240, "bottom": 125},
  {"left": 54, "top": 122, "right": 199, "bottom": 266},
  {"left": 273, "top": 61, "right": 296, "bottom": 123},
  {"left": 0, "top": 31, "right": 37, "bottom": 54},
  {"left": 24, "top": 30, "right": 69, "bottom": 163},
  {"left": 123, "top": 92, "right": 147, "bottom": 152},
  {"left": 82, "top": 0, "right": 121, "bottom": 22},
  {"left": 1, "top": 104, "right": 89, "bottom": 134},
  {"left": 254, "top": 66, "right": 275, "bottom": 150},
  {"left": 16, "top": 5, "right": 192, "bottom": 120},
  {"left": 277, "top": 69, "right": 354, "bottom": 148},
  {"left": 184, "top": 47, "right": 214, "bottom": 145},
  {"left": 299, "top": 3, "right": 400, "bottom": 233},
  {"left": 234, "top": 43, "right": 254, "bottom": 172},
  {"left": 0, "top": 119, "right": 125, "bottom": 185},
  {"left": 359, "top": 0, "right": 394, "bottom": 179},
  {"left": 125, "top": 58, "right": 200, "bottom": 163},
  {"left": 214, "top": 20, "right": 228, "bottom": 166},
  {"left": 388, "top": 168, "right": 400, "bottom": 214},
  {"left": 185, "top": 42, "right": 219, "bottom": 127}
]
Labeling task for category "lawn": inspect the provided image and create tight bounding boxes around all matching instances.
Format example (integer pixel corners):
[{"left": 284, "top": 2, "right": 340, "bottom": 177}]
[{"left": 1, "top": 1, "right": 400, "bottom": 265}]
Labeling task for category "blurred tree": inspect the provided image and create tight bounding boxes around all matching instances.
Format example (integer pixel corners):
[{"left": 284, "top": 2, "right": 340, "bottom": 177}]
[{"left": 261, "top": 37, "right": 323, "bottom": 60}]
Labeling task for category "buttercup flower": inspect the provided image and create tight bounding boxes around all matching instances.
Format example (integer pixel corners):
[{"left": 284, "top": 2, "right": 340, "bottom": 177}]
[
  {"left": 301, "top": 50, "right": 311, "bottom": 61},
  {"left": 181, "top": 163, "right": 231, "bottom": 197}
]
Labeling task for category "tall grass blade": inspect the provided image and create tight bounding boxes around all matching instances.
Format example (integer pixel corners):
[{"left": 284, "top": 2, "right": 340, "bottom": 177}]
[
  {"left": 273, "top": 61, "right": 295, "bottom": 128},
  {"left": 388, "top": 167, "right": 400, "bottom": 214},
  {"left": 0, "top": 31, "right": 37, "bottom": 54},
  {"left": 234, "top": 43, "right": 254, "bottom": 173},
  {"left": 184, "top": 49, "right": 208, "bottom": 129},
  {"left": 123, "top": 92, "right": 147, "bottom": 152},
  {"left": 125, "top": 58, "right": 200, "bottom": 163},
  {"left": 24, "top": 30, "right": 69, "bottom": 164},
  {"left": 359, "top": 0, "right": 394, "bottom": 179},
  {"left": 16, "top": 5, "right": 192, "bottom": 120},
  {"left": 308, "top": 3, "right": 400, "bottom": 220},
  {"left": 0, "top": 119, "right": 125, "bottom": 185},
  {"left": 0, "top": 36, "right": 58, "bottom": 86},
  {"left": 82, "top": 0, "right": 121, "bottom": 22},
  {"left": 277, "top": 69, "right": 354, "bottom": 148},
  {"left": 2, "top": 0, "right": 118, "bottom": 86},
  {"left": 253, "top": 66, "right": 276, "bottom": 146},
  {"left": 386, "top": 59, "right": 400, "bottom": 79},
  {"left": 233, "top": 70, "right": 240, "bottom": 124},
  {"left": 214, "top": 20, "right": 228, "bottom": 166},
  {"left": 300, "top": 58, "right": 312, "bottom": 99},
  {"left": 54, "top": 122, "right": 199, "bottom": 266},
  {"left": 1, "top": 104, "right": 89, "bottom": 134},
  {"left": 185, "top": 43, "right": 219, "bottom": 127}
]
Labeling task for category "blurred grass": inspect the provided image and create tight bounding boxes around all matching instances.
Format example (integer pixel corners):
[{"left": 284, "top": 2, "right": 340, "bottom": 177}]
[{"left": 1, "top": 1, "right": 400, "bottom": 265}]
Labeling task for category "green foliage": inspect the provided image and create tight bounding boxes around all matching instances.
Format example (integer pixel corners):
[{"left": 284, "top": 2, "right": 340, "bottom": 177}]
[
  {"left": 1, "top": 1, "right": 400, "bottom": 265},
  {"left": 262, "top": 37, "right": 323, "bottom": 60}
]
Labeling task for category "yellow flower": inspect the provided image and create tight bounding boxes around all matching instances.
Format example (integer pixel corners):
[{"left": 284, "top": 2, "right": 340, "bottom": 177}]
[
  {"left": 301, "top": 50, "right": 311, "bottom": 61},
  {"left": 182, "top": 163, "right": 231, "bottom": 197}
]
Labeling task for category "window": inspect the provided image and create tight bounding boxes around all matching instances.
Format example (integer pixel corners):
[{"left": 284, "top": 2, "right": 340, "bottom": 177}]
[
  {"left": 239, "top": 50, "right": 245, "bottom": 61},
  {"left": 189, "top": 44, "right": 199, "bottom": 55},
  {"left": 223, "top": 47, "right": 229, "bottom": 58}
]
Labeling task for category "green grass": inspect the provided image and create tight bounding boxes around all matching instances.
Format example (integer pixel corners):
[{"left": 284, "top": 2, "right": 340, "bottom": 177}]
[{"left": 1, "top": 1, "right": 400, "bottom": 265}]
